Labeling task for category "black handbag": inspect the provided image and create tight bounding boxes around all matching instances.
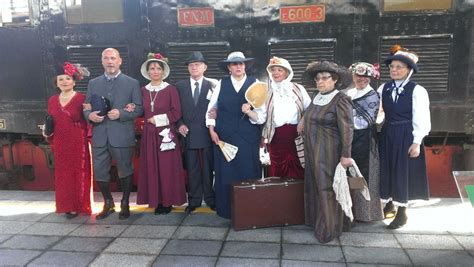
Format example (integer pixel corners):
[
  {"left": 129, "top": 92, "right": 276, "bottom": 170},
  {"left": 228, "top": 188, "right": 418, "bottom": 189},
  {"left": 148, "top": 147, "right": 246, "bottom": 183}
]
[
  {"left": 90, "top": 94, "right": 111, "bottom": 116},
  {"left": 44, "top": 114, "right": 54, "bottom": 136}
]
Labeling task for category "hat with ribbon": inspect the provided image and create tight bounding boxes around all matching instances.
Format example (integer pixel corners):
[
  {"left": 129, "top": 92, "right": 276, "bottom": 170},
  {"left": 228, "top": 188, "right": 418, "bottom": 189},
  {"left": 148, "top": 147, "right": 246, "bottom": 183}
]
[
  {"left": 56, "top": 61, "right": 90, "bottom": 81},
  {"left": 218, "top": 51, "right": 254, "bottom": 72},
  {"left": 141, "top": 53, "right": 170, "bottom": 80},
  {"left": 266, "top": 56, "right": 294, "bottom": 82},
  {"left": 185, "top": 51, "right": 207, "bottom": 65},
  {"left": 349, "top": 62, "right": 380, "bottom": 79},
  {"left": 384, "top": 44, "right": 419, "bottom": 73},
  {"left": 302, "top": 60, "right": 352, "bottom": 90}
]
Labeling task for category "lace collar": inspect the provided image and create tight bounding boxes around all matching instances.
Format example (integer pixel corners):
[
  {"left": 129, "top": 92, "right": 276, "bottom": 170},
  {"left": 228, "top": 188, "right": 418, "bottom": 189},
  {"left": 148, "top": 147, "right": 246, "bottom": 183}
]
[
  {"left": 313, "top": 89, "right": 339, "bottom": 106},
  {"left": 145, "top": 82, "right": 169, "bottom": 92}
]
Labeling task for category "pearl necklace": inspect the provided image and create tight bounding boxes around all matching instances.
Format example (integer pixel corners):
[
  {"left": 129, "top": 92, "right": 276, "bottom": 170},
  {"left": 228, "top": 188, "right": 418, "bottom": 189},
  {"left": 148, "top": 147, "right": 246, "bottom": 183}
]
[{"left": 59, "top": 91, "right": 75, "bottom": 99}]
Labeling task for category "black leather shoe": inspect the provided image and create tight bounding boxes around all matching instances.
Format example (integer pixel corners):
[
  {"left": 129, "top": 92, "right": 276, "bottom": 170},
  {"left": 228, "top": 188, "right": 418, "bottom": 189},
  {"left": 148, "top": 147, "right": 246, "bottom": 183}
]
[
  {"left": 154, "top": 204, "right": 165, "bottom": 215},
  {"left": 185, "top": 206, "right": 197, "bottom": 214},
  {"left": 65, "top": 212, "right": 78, "bottom": 219},
  {"left": 118, "top": 200, "right": 130, "bottom": 220},
  {"left": 96, "top": 199, "right": 115, "bottom": 220},
  {"left": 161, "top": 206, "right": 172, "bottom": 214},
  {"left": 387, "top": 207, "right": 407, "bottom": 229}
]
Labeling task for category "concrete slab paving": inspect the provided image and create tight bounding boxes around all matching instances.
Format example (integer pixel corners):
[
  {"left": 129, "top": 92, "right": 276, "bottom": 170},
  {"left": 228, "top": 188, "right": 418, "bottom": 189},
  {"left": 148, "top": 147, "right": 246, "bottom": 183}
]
[
  {"left": 27, "top": 251, "right": 97, "bottom": 267},
  {"left": 161, "top": 239, "right": 222, "bottom": 256},
  {"left": 51, "top": 236, "right": 113, "bottom": 252},
  {"left": 282, "top": 260, "right": 346, "bottom": 267},
  {"left": 282, "top": 229, "right": 339, "bottom": 245},
  {"left": 69, "top": 224, "right": 128, "bottom": 237},
  {"left": 40, "top": 213, "right": 90, "bottom": 224},
  {"left": 339, "top": 232, "right": 401, "bottom": 248},
  {"left": 226, "top": 228, "right": 281, "bottom": 243},
  {"left": 282, "top": 243, "right": 344, "bottom": 262},
  {"left": 1, "top": 192, "right": 473, "bottom": 266},
  {"left": 395, "top": 233, "right": 464, "bottom": 250},
  {"left": 173, "top": 226, "right": 227, "bottom": 240},
  {"left": 121, "top": 225, "right": 177, "bottom": 239},
  {"left": 220, "top": 241, "right": 281, "bottom": 259},
  {"left": 0, "top": 234, "right": 12, "bottom": 243},
  {"left": 453, "top": 235, "right": 474, "bottom": 250},
  {"left": 181, "top": 213, "right": 230, "bottom": 227},
  {"left": 0, "top": 221, "right": 34, "bottom": 234},
  {"left": 342, "top": 246, "right": 411, "bottom": 265},
  {"left": 0, "top": 212, "right": 50, "bottom": 222},
  {"left": 20, "top": 222, "right": 80, "bottom": 236},
  {"left": 152, "top": 255, "right": 217, "bottom": 267},
  {"left": 406, "top": 248, "right": 474, "bottom": 266},
  {"left": 132, "top": 213, "right": 185, "bottom": 226},
  {"left": 85, "top": 212, "right": 141, "bottom": 225},
  {"left": 90, "top": 253, "right": 156, "bottom": 267},
  {"left": 103, "top": 237, "right": 167, "bottom": 255},
  {"left": 0, "top": 248, "right": 42, "bottom": 266},
  {"left": 0, "top": 235, "right": 61, "bottom": 250},
  {"left": 216, "top": 257, "right": 280, "bottom": 267}
]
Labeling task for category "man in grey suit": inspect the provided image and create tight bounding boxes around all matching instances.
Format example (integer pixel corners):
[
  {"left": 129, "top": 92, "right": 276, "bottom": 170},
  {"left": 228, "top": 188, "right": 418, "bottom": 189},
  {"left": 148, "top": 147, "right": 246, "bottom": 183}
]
[
  {"left": 84, "top": 48, "right": 143, "bottom": 220},
  {"left": 176, "top": 51, "right": 216, "bottom": 214}
]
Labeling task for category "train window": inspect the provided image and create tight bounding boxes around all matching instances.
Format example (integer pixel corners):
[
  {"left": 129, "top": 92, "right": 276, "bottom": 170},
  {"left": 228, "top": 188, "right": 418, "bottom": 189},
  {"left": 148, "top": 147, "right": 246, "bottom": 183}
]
[
  {"left": 67, "top": 46, "right": 130, "bottom": 91},
  {"left": 65, "top": 0, "right": 123, "bottom": 24},
  {"left": 379, "top": 35, "right": 452, "bottom": 92},
  {"left": 269, "top": 39, "right": 336, "bottom": 92},
  {"left": 382, "top": 0, "right": 453, "bottom": 12},
  {"left": 0, "top": 0, "right": 31, "bottom": 26},
  {"left": 166, "top": 42, "right": 230, "bottom": 83}
]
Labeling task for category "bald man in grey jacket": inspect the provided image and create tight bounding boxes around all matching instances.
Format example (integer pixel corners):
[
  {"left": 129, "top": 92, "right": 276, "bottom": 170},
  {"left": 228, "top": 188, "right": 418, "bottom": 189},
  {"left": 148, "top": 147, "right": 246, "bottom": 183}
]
[{"left": 84, "top": 48, "right": 143, "bottom": 220}]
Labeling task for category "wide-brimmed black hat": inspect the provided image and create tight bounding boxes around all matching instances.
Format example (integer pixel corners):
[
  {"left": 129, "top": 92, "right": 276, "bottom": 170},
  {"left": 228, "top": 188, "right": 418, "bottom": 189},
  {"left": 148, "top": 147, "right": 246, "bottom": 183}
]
[
  {"left": 384, "top": 45, "right": 419, "bottom": 73},
  {"left": 91, "top": 94, "right": 111, "bottom": 117},
  {"left": 185, "top": 51, "right": 207, "bottom": 65},
  {"left": 302, "top": 61, "right": 352, "bottom": 90},
  {"left": 218, "top": 51, "right": 254, "bottom": 72}
]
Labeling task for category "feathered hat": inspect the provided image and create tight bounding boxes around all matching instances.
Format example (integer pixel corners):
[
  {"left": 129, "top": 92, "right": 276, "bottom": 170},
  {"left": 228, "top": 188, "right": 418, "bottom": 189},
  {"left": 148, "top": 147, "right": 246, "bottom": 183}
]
[
  {"left": 384, "top": 44, "right": 419, "bottom": 73},
  {"left": 141, "top": 53, "right": 170, "bottom": 80},
  {"left": 56, "top": 62, "right": 90, "bottom": 81}
]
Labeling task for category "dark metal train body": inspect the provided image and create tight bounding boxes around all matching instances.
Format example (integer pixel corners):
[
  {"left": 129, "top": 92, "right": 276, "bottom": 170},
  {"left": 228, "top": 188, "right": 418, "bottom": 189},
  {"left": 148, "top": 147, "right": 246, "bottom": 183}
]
[{"left": 0, "top": 0, "right": 473, "bottom": 190}]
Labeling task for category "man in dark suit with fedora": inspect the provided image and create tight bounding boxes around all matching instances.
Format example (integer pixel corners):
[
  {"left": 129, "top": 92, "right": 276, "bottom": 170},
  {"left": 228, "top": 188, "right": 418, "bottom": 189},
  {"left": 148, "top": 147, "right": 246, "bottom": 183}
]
[{"left": 176, "top": 51, "right": 216, "bottom": 214}]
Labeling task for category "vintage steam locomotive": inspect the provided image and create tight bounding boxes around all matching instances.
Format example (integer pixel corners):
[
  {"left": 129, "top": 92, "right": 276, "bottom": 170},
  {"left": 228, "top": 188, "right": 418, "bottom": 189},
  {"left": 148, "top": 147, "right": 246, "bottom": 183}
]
[{"left": 0, "top": 0, "right": 473, "bottom": 193}]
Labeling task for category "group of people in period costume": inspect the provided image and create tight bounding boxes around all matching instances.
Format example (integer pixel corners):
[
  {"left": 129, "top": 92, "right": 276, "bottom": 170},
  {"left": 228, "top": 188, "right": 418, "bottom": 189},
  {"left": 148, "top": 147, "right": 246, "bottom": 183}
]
[{"left": 44, "top": 45, "right": 430, "bottom": 244}]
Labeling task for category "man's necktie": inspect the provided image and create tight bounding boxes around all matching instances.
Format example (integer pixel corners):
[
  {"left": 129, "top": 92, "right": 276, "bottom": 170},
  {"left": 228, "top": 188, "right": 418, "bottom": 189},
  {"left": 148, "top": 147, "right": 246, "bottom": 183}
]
[{"left": 193, "top": 81, "right": 200, "bottom": 105}]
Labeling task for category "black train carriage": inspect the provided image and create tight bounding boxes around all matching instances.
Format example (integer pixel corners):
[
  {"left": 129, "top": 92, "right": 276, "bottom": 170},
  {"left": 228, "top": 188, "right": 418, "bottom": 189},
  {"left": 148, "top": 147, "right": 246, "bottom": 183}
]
[{"left": 0, "top": 0, "right": 473, "bottom": 191}]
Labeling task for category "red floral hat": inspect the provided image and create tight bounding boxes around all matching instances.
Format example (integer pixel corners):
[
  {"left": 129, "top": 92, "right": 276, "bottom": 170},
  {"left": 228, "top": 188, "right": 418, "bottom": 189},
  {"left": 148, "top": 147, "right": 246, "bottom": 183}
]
[{"left": 58, "top": 62, "right": 90, "bottom": 81}]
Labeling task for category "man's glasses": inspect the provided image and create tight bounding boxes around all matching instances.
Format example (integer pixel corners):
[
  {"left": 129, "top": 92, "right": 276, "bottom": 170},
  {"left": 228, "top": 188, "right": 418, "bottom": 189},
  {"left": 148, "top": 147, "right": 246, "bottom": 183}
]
[{"left": 314, "top": 75, "right": 332, "bottom": 82}]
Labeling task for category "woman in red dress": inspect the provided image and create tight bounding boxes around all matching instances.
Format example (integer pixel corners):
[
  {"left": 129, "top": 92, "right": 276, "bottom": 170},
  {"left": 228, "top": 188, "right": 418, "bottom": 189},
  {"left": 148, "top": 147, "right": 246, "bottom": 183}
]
[
  {"left": 136, "top": 53, "right": 186, "bottom": 214},
  {"left": 44, "top": 62, "right": 92, "bottom": 219}
]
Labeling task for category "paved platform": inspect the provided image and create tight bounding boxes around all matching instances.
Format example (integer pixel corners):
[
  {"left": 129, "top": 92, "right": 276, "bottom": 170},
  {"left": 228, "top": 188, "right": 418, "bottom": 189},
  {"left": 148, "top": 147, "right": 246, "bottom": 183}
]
[{"left": 0, "top": 191, "right": 473, "bottom": 266}]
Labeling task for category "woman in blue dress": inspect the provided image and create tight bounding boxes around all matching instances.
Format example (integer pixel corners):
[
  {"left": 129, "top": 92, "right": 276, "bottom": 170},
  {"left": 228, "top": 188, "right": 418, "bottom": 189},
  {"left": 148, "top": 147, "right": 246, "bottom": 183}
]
[
  {"left": 206, "top": 51, "right": 267, "bottom": 219},
  {"left": 377, "top": 45, "right": 431, "bottom": 229}
]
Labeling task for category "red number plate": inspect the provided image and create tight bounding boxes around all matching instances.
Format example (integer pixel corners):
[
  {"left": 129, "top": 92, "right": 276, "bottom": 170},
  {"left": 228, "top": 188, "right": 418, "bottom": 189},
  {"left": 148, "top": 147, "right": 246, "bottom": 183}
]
[
  {"left": 280, "top": 5, "right": 325, "bottom": 24},
  {"left": 178, "top": 7, "right": 214, "bottom": 27}
]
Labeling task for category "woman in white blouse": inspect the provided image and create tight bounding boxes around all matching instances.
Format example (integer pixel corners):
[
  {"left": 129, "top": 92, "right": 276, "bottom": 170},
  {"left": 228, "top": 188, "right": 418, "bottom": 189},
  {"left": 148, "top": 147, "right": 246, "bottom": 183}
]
[
  {"left": 377, "top": 45, "right": 431, "bottom": 229},
  {"left": 262, "top": 57, "right": 311, "bottom": 179},
  {"left": 346, "top": 62, "right": 383, "bottom": 223}
]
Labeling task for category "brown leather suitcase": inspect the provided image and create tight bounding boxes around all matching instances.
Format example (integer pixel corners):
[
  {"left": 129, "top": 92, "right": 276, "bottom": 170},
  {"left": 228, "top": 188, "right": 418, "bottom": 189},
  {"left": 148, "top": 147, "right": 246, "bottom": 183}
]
[{"left": 231, "top": 177, "right": 305, "bottom": 230}]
